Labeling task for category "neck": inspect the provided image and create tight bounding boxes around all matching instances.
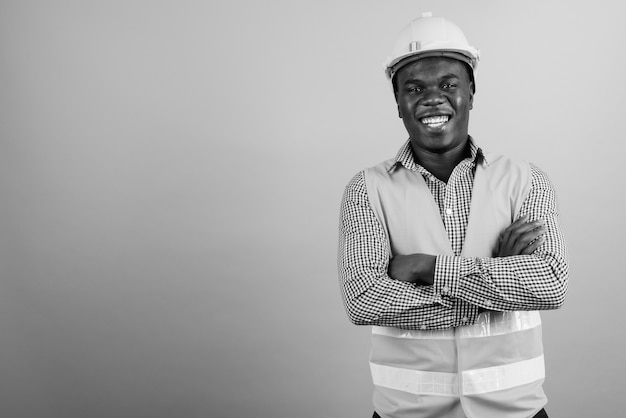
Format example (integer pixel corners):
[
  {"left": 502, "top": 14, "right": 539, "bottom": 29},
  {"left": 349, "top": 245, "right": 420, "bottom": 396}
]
[{"left": 410, "top": 139, "right": 471, "bottom": 183}]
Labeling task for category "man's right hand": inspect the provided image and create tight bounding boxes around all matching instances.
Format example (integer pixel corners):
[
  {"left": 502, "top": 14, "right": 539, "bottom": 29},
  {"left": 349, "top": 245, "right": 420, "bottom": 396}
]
[{"left": 495, "top": 215, "right": 546, "bottom": 257}]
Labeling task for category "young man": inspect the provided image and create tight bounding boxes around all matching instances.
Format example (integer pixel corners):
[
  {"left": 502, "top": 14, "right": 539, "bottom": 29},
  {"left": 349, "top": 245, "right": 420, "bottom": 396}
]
[{"left": 338, "top": 13, "right": 568, "bottom": 418}]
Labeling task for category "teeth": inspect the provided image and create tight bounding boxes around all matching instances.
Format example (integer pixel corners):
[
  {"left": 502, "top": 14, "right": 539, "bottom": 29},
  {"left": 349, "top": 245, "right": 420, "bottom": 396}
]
[{"left": 421, "top": 115, "right": 449, "bottom": 126}]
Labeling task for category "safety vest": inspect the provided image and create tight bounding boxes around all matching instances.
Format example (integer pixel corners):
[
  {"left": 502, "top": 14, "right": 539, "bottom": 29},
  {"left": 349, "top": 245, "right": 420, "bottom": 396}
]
[{"left": 364, "top": 154, "right": 546, "bottom": 418}]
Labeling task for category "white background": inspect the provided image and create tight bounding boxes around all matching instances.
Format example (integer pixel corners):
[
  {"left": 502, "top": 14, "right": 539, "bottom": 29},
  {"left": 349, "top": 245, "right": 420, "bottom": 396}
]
[{"left": 1, "top": 1, "right": 624, "bottom": 417}]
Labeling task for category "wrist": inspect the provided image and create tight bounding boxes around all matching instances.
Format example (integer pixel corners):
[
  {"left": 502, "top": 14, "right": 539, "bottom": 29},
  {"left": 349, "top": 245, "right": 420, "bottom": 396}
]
[{"left": 414, "top": 254, "right": 436, "bottom": 285}]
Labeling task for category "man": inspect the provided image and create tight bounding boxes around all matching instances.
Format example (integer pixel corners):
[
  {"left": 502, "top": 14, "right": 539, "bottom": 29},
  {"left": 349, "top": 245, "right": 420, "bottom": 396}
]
[{"left": 338, "top": 13, "right": 568, "bottom": 418}]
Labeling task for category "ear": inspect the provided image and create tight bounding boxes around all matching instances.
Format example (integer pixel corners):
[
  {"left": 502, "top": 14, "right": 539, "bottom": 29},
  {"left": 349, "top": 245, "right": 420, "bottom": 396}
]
[
  {"left": 395, "top": 91, "right": 403, "bottom": 118},
  {"left": 468, "top": 82, "right": 475, "bottom": 110}
]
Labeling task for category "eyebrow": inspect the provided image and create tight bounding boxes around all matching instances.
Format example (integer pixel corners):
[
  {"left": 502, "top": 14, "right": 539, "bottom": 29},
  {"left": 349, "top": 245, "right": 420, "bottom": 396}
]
[{"left": 402, "top": 73, "right": 462, "bottom": 85}]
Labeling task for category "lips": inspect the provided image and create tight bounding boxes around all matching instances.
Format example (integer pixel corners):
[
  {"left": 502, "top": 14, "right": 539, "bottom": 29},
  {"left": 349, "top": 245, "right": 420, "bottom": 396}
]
[{"left": 420, "top": 115, "right": 450, "bottom": 128}]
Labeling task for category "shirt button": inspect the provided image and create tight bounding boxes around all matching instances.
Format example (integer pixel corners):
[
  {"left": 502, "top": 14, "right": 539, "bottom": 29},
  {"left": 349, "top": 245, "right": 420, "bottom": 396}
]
[
  {"left": 462, "top": 317, "right": 469, "bottom": 323},
  {"left": 484, "top": 299, "right": 493, "bottom": 307},
  {"left": 420, "top": 325, "right": 427, "bottom": 330},
  {"left": 445, "top": 208, "right": 453, "bottom": 215},
  {"left": 442, "top": 286, "right": 450, "bottom": 294}
]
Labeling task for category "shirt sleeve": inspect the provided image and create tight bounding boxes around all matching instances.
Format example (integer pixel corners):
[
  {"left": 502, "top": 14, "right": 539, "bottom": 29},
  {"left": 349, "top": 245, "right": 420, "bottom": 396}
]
[
  {"left": 338, "top": 171, "right": 480, "bottom": 330},
  {"left": 433, "top": 164, "right": 569, "bottom": 311}
]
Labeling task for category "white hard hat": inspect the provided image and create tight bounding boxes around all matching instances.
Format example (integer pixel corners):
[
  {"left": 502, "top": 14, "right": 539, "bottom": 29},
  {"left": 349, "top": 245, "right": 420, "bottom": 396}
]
[{"left": 384, "top": 12, "right": 480, "bottom": 87}]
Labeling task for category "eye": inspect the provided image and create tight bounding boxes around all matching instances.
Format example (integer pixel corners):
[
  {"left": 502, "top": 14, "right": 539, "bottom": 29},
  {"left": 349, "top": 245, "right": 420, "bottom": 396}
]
[
  {"left": 406, "top": 86, "right": 423, "bottom": 94},
  {"left": 442, "top": 83, "right": 457, "bottom": 90}
]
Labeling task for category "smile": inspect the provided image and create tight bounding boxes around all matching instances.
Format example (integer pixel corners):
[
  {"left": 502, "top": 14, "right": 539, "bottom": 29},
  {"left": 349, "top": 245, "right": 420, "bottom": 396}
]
[{"left": 420, "top": 115, "right": 449, "bottom": 128}]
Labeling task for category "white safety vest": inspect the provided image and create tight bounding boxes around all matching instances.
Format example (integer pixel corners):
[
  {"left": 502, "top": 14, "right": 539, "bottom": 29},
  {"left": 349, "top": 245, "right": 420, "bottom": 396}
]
[{"left": 364, "top": 154, "right": 546, "bottom": 418}]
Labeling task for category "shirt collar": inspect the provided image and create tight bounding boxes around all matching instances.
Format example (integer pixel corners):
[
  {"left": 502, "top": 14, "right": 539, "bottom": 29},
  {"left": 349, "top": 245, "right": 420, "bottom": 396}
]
[{"left": 388, "top": 136, "right": 488, "bottom": 174}]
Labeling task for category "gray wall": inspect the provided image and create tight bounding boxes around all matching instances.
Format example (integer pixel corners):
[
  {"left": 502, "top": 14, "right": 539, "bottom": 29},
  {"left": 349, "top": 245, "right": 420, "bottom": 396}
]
[{"left": 1, "top": 1, "right": 623, "bottom": 417}]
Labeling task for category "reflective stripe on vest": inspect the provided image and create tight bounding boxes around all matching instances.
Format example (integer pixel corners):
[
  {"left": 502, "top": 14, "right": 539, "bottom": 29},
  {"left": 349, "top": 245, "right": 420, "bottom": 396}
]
[
  {"left": 370, "top": 310, "right": 544, "bottom": 396},
  {"left": 371, "top": 354, "right": 544, "bottom": 396}
]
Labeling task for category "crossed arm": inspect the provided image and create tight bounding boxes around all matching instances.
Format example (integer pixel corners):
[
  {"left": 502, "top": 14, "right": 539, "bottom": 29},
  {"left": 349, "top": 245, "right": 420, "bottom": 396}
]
[
  {"left": 338, "top": 168, "right": 569, "bottom": 330},
  {"left": 389, "top": 214, "right": 548, "bottom": 285}
]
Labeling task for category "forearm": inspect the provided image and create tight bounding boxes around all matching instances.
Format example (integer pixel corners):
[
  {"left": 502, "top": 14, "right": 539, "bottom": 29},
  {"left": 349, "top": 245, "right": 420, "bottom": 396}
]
[
  {"left": 435, "top": 250, "right": 568, "bottom": 311},
  {"left": 340, "top": 252, "right": 479, "bottom": 329},
  {"left": 340, "top": 255, "right": 480, "bottom": 329},
  {"left": 382, "top": 247, "right": 567, "bottom": 313},
  {"left": 433, "top": 167, "right": 569, "bottom": 311},
  {"left": 338, "top": 172, "right": 477, "bottom": 329}
]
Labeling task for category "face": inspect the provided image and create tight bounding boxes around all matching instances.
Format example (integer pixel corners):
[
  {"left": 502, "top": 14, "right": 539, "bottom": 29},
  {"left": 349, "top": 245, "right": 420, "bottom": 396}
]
[{"left": 394, "top": 57, "right": 474, "bottom": 155}]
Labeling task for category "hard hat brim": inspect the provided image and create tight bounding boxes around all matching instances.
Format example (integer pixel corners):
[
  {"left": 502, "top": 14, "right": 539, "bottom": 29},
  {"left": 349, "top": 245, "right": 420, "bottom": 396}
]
[{"left": 387, "top": 50, "right": 476, "bottom": 81}]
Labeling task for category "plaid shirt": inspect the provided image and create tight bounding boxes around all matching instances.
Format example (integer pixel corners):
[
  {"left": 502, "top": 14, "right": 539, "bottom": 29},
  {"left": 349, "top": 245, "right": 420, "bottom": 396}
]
[{"left": 338, "top": 138, "right": 569, "bottom": 330}]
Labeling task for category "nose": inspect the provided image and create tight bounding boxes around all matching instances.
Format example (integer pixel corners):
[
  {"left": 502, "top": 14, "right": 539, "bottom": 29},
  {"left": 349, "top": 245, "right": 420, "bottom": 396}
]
[{"left": 421, "top": 88, "right": 445, "bottom": 106}]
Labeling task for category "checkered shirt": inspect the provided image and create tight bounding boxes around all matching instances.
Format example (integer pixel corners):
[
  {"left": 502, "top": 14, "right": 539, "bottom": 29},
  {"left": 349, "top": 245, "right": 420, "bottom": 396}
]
[{"left": 338, "top": 138, "right": 569, "bottom": 330}]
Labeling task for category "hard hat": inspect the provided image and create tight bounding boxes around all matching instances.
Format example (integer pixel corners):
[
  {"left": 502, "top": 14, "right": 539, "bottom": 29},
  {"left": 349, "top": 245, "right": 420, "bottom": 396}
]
[{"left": 384, "top": 12, "right": 480, "bottom": 88}]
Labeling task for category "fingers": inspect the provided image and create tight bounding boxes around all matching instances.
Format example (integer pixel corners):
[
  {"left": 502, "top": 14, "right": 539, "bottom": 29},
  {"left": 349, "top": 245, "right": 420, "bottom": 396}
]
[
  {"left": 499, "top": 215, "right": 530, "bottom": 246},
  {"left": 497, "top": 215, "right": 547, "bottom": 257},
  {"left": 510, "top": 220, "right": 546, "bottom": 254},
  {"left": 520, "top": 235, "right": 546, "bottom": 255},
  {"left": 511, "top": 217, "right": 545, "bottom": 236}
]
